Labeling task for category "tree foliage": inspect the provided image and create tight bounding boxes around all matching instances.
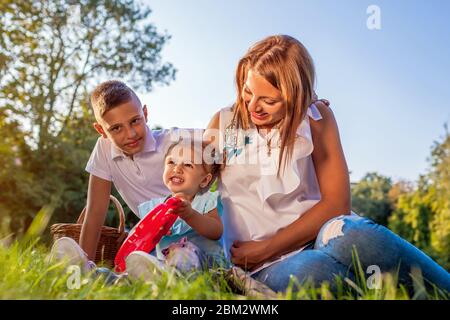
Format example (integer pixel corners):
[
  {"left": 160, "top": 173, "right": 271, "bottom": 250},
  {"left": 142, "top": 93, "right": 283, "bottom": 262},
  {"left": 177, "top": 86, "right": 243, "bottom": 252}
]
[
  {"left": 350, "top": 129, "right": 450, "bottom": 270},
  {"left": 0, "top": 0, "right": 175, "bottom": 236},
  {"left": 388, "top": 177, "right": 433, "bottom": 251},
  {"left": 389, "top": 129, "right": 450, "bottom": 269},
  {"left": 427, "top": 128, "right": 450, "bottom": 265},
  {"left": 351, "top": 172, "right": 393, "bottom": 225},
  {"left": 1, "top": 0, "right": 175, "bottom": 150}
]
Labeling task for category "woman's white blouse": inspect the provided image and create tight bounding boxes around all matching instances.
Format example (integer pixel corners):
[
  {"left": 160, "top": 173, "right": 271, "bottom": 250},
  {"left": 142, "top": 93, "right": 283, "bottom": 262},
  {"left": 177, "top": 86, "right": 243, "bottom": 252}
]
[{"left": 218, "top": 103, "right": 323, "bottom": 273}]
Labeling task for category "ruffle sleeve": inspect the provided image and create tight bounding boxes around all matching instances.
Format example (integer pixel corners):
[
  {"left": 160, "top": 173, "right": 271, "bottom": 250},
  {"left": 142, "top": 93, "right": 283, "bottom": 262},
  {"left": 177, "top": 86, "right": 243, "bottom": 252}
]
[{"left": 256, "top": 103, "right": 322, "bottom": 204}]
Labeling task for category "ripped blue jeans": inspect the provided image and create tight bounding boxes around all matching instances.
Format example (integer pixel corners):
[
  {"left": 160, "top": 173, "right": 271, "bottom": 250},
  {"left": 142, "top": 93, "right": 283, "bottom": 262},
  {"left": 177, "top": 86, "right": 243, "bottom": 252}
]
[{"left": 251, "top": 214, "right": 450, "bottom": 294}]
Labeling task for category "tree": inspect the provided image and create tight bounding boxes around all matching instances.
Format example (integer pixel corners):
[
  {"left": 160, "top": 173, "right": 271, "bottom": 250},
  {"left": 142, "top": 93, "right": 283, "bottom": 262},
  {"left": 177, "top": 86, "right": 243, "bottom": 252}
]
[
  {"left": 0, "top": 0, "right": 176, "bottom": 237},
  {"left": 0, "top": 0, "right": 175, "bottom": 151},
  {"left": 0, "top": 109, "right": 34, "bottom": 233},
  {"left": 426, "top": 128, "right": 450, "bottom": 268},
  {"left": 388, "top": 176, "right": 433, "bottom": 251},
  {"left": 388, "top": 128, "right": 450, "bottom": 269},
  {"left": 351, "top": 172, "right": 393, "bottom": 225}
]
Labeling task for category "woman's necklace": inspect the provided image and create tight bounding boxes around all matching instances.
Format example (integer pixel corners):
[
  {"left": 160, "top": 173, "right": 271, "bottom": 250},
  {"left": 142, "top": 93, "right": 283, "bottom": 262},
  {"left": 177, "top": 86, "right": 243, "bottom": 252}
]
[
  {"left": 267, "top": 136, "right": 273, "bottom": 157},
  {"left": 259, "top": 122, "right": 282, "bottom": 157}
]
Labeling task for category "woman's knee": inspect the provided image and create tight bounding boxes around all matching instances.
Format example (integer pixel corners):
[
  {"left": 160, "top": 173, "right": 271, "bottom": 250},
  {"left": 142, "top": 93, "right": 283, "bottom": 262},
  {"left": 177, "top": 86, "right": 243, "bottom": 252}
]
[
  {"left": 313, "top": 213, "right": 402, "bottom": 273},
  {"left": 314, "top": 214, "right": 377, "bottom": 251}
]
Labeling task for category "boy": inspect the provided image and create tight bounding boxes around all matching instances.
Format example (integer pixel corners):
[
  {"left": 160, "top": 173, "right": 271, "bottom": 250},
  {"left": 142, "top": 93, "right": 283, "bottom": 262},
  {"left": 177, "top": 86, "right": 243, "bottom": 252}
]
[{"left": 52, "top": 80, "right": 175, "bottom": 265}]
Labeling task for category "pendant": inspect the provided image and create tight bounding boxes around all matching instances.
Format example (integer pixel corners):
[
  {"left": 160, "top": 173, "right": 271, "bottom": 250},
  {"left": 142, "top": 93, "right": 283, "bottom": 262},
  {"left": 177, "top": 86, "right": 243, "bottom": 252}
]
[{"left": 267, "top": 138, "right": 272, "bottom": 157}]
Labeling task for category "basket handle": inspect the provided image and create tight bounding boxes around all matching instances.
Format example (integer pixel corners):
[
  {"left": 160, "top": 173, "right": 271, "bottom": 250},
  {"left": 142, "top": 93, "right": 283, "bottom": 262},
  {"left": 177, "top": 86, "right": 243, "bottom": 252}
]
[{"left": 77, "top": 195, "right": 125, "bottom": 233}]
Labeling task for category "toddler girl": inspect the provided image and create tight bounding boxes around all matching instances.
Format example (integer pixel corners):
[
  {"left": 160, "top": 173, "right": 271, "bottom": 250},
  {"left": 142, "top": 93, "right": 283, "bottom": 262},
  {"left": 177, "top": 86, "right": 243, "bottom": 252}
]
[{"left": 124, "top": 138, "right": 223, "bottom": 281}]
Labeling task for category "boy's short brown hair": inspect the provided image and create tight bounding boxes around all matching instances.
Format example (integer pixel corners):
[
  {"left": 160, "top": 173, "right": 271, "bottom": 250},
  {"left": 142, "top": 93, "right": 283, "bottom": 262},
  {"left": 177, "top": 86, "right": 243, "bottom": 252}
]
[{"left": 90, "top": 80, "right": 140, "bottom": 118}]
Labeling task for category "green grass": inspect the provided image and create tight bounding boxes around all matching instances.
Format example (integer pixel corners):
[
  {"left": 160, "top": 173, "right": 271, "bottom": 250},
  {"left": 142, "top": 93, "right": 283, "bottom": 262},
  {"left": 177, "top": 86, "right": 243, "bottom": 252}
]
[
  {"left": 0, "top": 207, "right": 447, "bottom": 300},
  {"left": 0, "top": 239, "right": 235, "bottom": 300},
  {"left": 0, "top": 237, "right": 448, "bottom": 300}
]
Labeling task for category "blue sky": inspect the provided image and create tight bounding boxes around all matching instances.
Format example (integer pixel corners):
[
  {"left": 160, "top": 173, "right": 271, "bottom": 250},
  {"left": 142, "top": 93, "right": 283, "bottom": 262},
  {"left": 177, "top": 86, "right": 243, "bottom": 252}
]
[{"left": 140, "top": 0, "right": 450, "bottom": 182}]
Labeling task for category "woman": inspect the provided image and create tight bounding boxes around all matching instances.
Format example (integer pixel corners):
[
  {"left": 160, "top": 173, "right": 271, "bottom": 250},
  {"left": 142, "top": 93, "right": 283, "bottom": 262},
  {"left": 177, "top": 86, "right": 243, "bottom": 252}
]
[{"left": 206, "top": 34, "right": 450, "bottom": 294}]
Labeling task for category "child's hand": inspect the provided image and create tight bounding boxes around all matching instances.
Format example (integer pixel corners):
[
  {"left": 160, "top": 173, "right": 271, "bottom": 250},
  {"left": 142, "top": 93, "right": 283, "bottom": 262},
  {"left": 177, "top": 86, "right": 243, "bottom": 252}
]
[{"left": 168, "top": 196, "right": 194, "bottom": 221}]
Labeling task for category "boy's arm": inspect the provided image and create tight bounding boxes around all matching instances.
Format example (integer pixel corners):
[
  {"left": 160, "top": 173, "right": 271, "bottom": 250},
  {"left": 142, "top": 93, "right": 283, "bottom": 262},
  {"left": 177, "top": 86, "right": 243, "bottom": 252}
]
[{"left": 79, "top": 174, "right": 112, "bottom": 260}]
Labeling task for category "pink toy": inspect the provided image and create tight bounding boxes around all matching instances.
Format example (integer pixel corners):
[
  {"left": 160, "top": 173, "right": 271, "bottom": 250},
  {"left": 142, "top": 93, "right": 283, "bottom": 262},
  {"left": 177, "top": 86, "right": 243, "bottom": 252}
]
[{"left": 114, "top": 197, "right": 182, "bottom": 272}]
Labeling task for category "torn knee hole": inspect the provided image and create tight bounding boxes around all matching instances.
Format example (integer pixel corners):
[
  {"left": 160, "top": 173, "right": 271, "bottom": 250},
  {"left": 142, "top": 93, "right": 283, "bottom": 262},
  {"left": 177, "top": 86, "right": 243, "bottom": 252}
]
[{"left": 320, "top": 218, "right": 345, "bottom": 246}]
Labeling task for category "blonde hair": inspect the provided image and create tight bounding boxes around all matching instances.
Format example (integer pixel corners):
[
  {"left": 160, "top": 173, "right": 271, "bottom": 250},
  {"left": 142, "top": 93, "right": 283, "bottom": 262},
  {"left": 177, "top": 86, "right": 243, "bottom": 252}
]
[{"left": 233, "top": 35, "right": 316, "bottom": 175}]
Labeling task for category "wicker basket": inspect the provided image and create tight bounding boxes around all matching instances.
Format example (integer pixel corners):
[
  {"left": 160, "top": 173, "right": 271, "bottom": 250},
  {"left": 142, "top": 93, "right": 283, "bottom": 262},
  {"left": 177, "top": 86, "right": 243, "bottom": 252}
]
[{"left": 50, "top": 195, "right": 128, "bottom": 267}]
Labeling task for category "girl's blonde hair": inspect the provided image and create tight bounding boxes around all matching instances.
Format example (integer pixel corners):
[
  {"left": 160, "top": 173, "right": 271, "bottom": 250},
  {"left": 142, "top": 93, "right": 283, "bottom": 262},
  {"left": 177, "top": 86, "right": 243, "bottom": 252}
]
[{"left": 233, "top": 35, "right": 316, "bottom": 175}]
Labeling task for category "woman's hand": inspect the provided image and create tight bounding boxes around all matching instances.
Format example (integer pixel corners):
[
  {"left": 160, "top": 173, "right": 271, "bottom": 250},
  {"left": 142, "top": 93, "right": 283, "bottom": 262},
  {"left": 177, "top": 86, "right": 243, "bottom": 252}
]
[
  {"left": 230, "top": 239, "right": 272, "bottom": 271},
  {"left": 312, "top": 92, "right": 330, "bottom": 106}
]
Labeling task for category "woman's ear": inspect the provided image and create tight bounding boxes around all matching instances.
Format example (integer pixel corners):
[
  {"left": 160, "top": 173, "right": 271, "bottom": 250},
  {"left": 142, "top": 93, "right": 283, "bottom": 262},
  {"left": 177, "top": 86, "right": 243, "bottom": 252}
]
[{"left": 199, "top": 173, "right": 213, "bottom": 188}]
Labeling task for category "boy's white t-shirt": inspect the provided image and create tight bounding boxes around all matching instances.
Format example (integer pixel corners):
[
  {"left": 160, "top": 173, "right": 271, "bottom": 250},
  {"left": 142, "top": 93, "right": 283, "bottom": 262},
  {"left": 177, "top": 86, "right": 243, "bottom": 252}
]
[{"left": 85, "top": 125, "right": 177, "bottom": 215}]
